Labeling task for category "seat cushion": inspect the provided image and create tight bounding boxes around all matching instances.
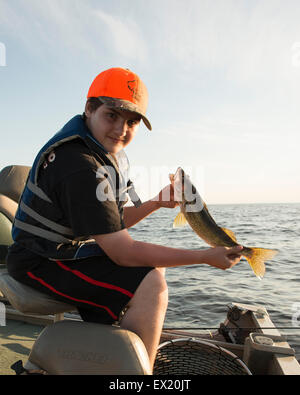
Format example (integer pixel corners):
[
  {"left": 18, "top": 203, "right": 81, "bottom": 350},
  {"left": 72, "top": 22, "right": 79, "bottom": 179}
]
[
  {"left": 0, "top": 272, "right": 75, "bottom": 315},
  {"left": 0, "top": 194, "right": 17, "bottom": 264},
  {"left": 0, "top": 165, "right": 30, "bottom": 203},
  {"left": 0, "top": 211, "right": 13, "bottom": 244},
  {"left": 0, "top": 194, "right": 18, "bottom": 223},
  {"left": 29, "top": 320, "right": 151, "bottom": 375}
]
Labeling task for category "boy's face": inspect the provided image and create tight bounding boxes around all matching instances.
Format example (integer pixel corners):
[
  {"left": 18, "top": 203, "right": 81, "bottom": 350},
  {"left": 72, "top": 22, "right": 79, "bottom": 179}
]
[{"left": 85, "top": 103, "right": 141, "bottom": 154}]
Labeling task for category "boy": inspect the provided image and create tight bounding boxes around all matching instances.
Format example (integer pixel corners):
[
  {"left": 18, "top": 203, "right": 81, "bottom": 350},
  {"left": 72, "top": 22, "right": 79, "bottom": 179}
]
[{"left": 7, "top": 67, "right": 242, "bottom": 370}]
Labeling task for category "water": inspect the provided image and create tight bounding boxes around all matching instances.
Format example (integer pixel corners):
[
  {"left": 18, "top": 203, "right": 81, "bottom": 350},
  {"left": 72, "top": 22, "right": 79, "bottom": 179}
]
[{"left": 128, "top": 203, "right": 300, "bottom": 358}]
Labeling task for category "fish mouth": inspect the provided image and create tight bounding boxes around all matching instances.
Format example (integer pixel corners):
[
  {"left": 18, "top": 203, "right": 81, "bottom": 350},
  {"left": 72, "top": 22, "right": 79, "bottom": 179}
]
[
  {"left": 171, "top": 167, "right": 193, "bottom": 204},
  {"left": 170, "top": 167, "right": 204, "bottom": 213},
  {"left": 169, "top": 167, "right": 184, "bottom": 202}
]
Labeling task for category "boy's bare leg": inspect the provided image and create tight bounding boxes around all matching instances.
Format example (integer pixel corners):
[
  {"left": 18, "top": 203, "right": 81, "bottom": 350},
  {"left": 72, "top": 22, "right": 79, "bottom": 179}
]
[{"left": 120, "top": 268, "right": 168, "bottom": 370}]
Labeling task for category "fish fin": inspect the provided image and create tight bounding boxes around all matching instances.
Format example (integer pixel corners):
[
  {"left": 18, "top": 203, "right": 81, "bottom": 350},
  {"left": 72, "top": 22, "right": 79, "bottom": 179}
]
[
  {"left": 221, "top": 227, "right": 238, "bottom": 242},
  {"left": 244, "top": 248, "right": 278, "bottom": 279},
  {"left": 172, "top": 212, "right": 188, "bottom": 228}
]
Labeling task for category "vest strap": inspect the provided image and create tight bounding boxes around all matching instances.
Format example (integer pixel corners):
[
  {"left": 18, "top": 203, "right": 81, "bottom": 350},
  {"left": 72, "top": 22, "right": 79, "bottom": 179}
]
[
  {"left": 27, "top": 179, "right": 52, "bottom": 203},
  {"left": 19, "top": 201, "right": 74, "bottom": 236},
  {"left": 14, "top": 219, "right": 72, "bottom": 243}
]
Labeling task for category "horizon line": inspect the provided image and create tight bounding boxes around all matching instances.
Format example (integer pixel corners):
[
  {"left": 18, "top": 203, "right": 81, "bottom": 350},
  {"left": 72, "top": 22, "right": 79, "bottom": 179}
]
[{"left": 205, "top": 201, "right": 300, "bottom": 205}]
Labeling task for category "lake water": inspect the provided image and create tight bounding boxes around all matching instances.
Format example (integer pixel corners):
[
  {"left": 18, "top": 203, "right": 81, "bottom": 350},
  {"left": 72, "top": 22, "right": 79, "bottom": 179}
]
[{"left": 128, "top": 203, "right": 300, "bottom": 359}]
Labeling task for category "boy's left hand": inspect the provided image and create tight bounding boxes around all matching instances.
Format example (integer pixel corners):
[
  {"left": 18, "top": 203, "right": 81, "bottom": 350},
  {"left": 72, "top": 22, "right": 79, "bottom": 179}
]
[{"left": 152, "top": 184, "right": 179, "bottom": 209}]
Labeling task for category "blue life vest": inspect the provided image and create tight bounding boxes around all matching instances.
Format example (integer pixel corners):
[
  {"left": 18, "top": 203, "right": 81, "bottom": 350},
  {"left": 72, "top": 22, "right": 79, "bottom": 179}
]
[{"left": 12, "top": 115, "right": 141, "bottom": 260}]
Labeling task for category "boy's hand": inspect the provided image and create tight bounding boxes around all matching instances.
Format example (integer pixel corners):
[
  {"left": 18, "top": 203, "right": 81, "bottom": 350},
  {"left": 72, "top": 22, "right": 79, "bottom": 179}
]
[
  {"left": 203, "top": 245, "right": 243, "bottom": 270},
  {"left": 152, "top": 184, "right": 179, "bottom": 209}
]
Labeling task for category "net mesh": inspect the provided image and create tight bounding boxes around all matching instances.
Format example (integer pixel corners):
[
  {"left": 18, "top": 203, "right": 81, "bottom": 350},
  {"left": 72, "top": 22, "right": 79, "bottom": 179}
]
[{"left": 154, "top": 338, "right": 251, "bottom": 375}]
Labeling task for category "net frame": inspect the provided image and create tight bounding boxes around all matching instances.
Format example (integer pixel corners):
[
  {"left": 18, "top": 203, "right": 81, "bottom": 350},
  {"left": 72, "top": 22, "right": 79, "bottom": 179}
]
[{"left": 154, "top": 338, "right": 252, "bottom": 375}]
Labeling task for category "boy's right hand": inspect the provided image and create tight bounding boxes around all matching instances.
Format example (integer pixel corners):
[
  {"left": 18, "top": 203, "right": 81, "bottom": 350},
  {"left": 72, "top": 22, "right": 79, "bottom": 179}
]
[{"left": 203, "top": 245, "right": 243, "bottom": 270}]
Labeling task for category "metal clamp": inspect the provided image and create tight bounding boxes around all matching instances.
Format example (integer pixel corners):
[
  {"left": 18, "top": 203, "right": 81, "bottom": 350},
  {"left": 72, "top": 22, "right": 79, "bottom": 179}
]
[{"left": 249, "top": 333, "right": 295, "bottom": 356}]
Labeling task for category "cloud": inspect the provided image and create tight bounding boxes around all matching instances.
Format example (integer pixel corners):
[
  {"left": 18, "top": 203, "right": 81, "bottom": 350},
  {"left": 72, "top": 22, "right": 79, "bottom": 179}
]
[
  {"left": 154, "top": 0, "right": 300, "bottom": 86},
  {"left": 0, "top": 0, "right": 147, "bottom": 63},
  {"left": 95, "top": 9, "right": 147, "bottom": 62},
  {"left": 1, "top": 0, "right": 299, "bottom": 84}
]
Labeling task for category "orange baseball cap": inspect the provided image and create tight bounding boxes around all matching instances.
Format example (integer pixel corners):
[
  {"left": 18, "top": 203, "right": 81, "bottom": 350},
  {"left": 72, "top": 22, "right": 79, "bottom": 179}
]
[{"left": 87, "top": 67, "right": 152, "bottom": 130}]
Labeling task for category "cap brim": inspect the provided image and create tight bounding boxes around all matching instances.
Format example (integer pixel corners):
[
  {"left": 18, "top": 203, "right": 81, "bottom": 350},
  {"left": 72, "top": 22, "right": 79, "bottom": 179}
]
[{"left": 97, "top": 96, "right": 152, "bottom": 131}]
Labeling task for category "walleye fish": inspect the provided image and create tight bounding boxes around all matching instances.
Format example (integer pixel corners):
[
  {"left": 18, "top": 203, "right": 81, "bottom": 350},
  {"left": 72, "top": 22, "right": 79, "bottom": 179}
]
[{"left": 169, "top": 167, "right": 278, "bottom": 279}]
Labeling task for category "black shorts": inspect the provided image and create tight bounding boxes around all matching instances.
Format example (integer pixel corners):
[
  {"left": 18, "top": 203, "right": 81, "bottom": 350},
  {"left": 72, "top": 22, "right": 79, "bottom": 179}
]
[{"left": 8, "top": 253, "right": 154, "bottom": 325}]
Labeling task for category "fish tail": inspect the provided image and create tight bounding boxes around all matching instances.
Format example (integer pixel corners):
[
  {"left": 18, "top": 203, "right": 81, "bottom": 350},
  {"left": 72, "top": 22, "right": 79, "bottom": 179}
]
[{"left": 244, "top": 248, "right": 278, "bottom": 279}]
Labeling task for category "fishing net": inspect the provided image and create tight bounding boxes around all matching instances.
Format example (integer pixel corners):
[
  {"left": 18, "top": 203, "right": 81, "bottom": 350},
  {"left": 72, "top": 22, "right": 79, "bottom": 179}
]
[{"left": 153, "top": 338, "right": 252, "bottom": 375}]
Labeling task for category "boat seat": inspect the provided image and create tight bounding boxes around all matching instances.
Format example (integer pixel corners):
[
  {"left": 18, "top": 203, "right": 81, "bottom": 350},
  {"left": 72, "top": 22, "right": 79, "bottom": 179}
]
[
  {"left": 28, "top": 320, "right": 152, "bottom": 375},
  {"left": 0, "top": 272, "right": 152, "bottom": 375},
  {"left": 0, "top": 165, "right": 31, "bottom": 264},
  {"left": 0, "top": 271, "right": 75, "bottom": 315},
  {"left": 0, "top": 164, "right": 74, "bottom": 314},
  {"left": 0, "top": 165, "right": 31, "bottom": 204}
]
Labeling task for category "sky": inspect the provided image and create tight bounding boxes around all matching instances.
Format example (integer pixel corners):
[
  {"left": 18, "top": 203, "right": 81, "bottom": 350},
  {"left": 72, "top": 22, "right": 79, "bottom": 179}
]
[{"left": 0, "top": 0, "right": 300, "bottom": 204}]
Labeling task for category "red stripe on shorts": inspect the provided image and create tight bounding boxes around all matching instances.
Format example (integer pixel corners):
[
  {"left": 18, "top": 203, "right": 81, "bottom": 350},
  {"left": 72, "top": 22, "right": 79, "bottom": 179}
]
[
  {"left": 26, "top": 271, "right": 118, "bottom": 320},
  {"left": 55, "top": 260, "right": 134, "bottom": 298}
]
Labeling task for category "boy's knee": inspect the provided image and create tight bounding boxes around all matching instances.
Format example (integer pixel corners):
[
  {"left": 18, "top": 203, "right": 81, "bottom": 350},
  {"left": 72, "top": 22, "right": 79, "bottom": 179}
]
[
  {"left": 130, "top": 268, "right": 168, "bottom": 308},
  {"left": 149, "top": 269, "right": 168, "bottom": 311},
  {"left": 149, "top": 268, "right": 168, "bottom": 294}
]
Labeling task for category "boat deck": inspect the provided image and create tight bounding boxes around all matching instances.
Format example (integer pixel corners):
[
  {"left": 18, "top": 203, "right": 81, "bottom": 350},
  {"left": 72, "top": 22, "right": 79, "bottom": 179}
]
[
  {"left": 1, "top": 299, "right": 299, "bottom": 375},
  {"left": 0, "top": 319, "right": 43, "bottom": 375}
]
